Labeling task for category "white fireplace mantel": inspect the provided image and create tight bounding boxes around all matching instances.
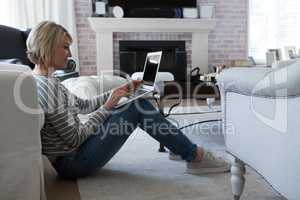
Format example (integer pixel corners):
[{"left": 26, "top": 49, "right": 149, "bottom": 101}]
[{"left": 88, "top": 17, "right": 216, "bottom": 74}]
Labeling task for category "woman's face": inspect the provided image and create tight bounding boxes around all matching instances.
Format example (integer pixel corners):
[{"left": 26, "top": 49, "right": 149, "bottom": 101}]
[{"left": 52, "top": 35, "right": 72, "bottom": 69}]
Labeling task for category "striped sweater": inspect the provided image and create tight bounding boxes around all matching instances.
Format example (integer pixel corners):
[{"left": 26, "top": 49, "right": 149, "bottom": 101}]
[{"left": 33, "top": 75, "right": 111, "bottom": 161}]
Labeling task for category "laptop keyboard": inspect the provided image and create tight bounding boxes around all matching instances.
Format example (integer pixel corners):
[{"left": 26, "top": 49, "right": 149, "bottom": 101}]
[{"left": 129, "top": 89, "right": 148, "bottom": 98}]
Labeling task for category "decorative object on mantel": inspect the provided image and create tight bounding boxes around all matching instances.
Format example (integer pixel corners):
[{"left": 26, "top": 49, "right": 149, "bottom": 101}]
[
  {"left": 111, "top": 6, "right": 124, "bottom": 18},
  {"left": 199, "top": 4, "right": 215, "bottom": 19},
  {"left": 284, "top": 46, "right": 300, "bottom": 59},
  {"left": 182, "top": 7, "right": 199, "bottom": 18},
  {"left": 266, "top": 48, "right": 282, "bottom": 67},
  {"left": 92, "top": 0, "right": 107, "bottom": 17},
  {"left": 284, "top": 46, "right": 297, "bottom": 59}
]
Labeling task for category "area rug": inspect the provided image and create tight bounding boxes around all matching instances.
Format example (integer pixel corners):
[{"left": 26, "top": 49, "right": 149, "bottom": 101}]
[
  {"left": 77, "top": 109, "right": 285, "bottom": 200},
  {"left": 163, "top": 105, "right": 221, "bottom": 115}
]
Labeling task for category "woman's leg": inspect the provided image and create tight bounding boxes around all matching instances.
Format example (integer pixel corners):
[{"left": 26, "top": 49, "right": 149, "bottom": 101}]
[
  {"left": 53, "top": 99, "right": 197, "bottom": 179},
  {"left": 53, "top": 101, "right": 141, "bottom": 179},
  {"left": 133, "top": 99, "right": 197, "bottom": 161}
]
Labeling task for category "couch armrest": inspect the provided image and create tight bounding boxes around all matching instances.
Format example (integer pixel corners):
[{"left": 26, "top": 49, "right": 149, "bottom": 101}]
[
  {"left": 217, "top": 60, "right": 300, "bottom": 98},
  {"left": 0, "top": 66, "right": 45, "bottom": 200},
  {"left": 217, "top": 67, "right": 272, "bottom": 96}
]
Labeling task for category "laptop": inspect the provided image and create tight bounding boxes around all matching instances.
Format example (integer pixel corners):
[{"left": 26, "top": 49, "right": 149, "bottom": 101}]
[{"left": 115, "top": 51, "right": 162, "bottom": 108}]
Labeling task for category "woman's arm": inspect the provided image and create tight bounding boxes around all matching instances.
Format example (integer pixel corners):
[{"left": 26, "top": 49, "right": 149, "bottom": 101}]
[
  {"left": 36, "top": 77, "right": 112, "bottom": 150},
  {"left": 60, "top": 83, "right": 111, "bottom": 114},
  {"left": 60, "top": 80, "right": 142, "bottom": 114}
]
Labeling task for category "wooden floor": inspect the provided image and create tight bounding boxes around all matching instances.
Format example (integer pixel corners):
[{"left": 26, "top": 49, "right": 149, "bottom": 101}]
[
  {"left": 44, "top": 157, "right": 81, "bottom": 200},
  {"left": 44, "top": 99, "right": 216, "bottom": 200}
]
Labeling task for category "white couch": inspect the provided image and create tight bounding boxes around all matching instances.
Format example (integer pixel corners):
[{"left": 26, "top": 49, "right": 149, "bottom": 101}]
[
  {"left": 218, "top": 60, "right": 300, "bottom": 200},
  {"left": 0, "top": 63, "right": 45, "bottom": 200},
  {"left": 0, "top": 63, "right": 126, "bottom": 200}
]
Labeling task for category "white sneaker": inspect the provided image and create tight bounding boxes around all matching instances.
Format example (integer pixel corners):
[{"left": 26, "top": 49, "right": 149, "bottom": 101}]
[{"left": 186, "top": 151, "right": 230, "bottom": 175}]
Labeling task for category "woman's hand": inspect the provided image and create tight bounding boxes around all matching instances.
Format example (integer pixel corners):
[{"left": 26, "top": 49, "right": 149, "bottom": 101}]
[
  {"left": 119, "top": 79, "right": 143, "bottom": 92},
  {"left": 104, "top": 80, "right": 143, "bottom": 110},
  {"left": 104, "top": 87, "right": 128, "bottom": 110}
]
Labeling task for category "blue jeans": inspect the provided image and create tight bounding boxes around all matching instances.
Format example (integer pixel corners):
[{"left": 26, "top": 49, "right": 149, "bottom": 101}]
[{"left": 53, "top": 99, "right": 197, "bottom": 179}]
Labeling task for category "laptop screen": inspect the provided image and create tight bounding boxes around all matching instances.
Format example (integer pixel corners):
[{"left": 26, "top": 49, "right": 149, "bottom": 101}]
[{"left": 143, "top": 53, "right": 161, "bottom": 86}]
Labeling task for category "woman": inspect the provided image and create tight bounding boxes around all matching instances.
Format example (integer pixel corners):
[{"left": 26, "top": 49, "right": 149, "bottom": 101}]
[{"left": 27, "top": 21, "right": 229, "bottom": 179}]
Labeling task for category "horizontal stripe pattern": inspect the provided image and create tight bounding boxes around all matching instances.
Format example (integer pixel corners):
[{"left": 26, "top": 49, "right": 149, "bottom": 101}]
[{"left": 33, "top": 75, "right": 111, "bottom": 159}]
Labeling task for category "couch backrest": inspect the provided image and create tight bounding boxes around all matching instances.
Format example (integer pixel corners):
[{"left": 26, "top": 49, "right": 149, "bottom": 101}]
[{"left": 0, "top": 25, "right": 34, "bottom": 69}]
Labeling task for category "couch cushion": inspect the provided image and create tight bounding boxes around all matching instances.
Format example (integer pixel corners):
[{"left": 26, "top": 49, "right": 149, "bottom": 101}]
[
  {"left": 62, "top": 76, "right": 99, "bottom": 99},
  {"left": 61, "top": 75, "right": 126, "bottom": 99}
]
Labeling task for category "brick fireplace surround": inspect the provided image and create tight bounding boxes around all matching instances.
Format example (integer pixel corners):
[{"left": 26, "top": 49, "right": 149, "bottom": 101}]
[{"left": 74, "top": 0, "right": 248, "bottom": 75}]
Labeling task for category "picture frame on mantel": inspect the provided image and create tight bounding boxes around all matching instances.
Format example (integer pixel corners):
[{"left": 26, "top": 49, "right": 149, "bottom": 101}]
[
  {"left": 182, "top": 7, "right": 199, "bottom": 18},
  {"left": 199, "top": 4, "right": 216, "bottom": 19},
  {"left": 266, "top": 49, "right": 282, "bottom": 66},
  {"left": 284, "top": 46, "right": 297, "bottom": 59}
]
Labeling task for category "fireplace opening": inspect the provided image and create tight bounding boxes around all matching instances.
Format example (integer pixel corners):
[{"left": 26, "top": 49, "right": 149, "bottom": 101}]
[
  {"left": 118, "top": 40, "right": 217, "bottom": 98},
  {"left": 119, "top": 40, "right": 187, "bottom": 81}
]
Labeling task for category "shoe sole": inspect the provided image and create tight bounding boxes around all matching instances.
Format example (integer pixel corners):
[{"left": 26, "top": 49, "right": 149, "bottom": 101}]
[
  {"left": 169, "top": 152, "right": 183, "bottom": 161},
  {"left": 169, "top": 155, "right": 183, "bottom": 161},
  {"left": 186, "top": 164, "right": 231, "bottom": 175}
]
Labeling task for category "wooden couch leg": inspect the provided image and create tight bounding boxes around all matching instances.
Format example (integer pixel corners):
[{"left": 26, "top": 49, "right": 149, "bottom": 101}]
[{"left": 231, "top": 158, "right": 246, "bottom": 200}]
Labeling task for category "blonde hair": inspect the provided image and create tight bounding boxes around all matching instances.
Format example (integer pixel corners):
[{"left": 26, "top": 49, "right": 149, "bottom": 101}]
[{"left": 26, "top": 21, "right": 72, "bottom": 66}]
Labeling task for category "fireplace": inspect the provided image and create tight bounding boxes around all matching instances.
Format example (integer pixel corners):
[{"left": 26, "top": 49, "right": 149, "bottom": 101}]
[
  {"left": 88, "top": 18, "right": 216, "bottom": 75},
  {"left": 118, "top": 40, "right": 187, "bottom": 81},
  {"left": 88, "top": 17, "right": 217, "bottom": 98}
]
